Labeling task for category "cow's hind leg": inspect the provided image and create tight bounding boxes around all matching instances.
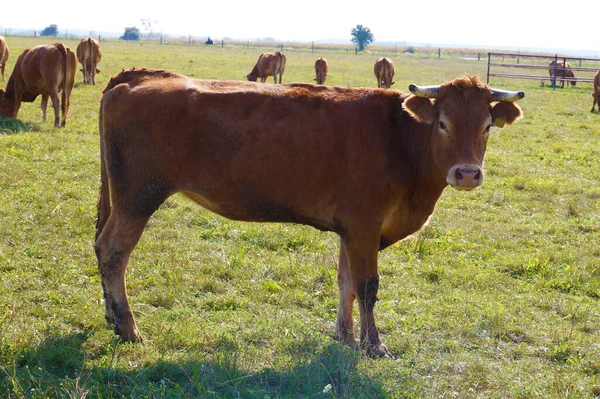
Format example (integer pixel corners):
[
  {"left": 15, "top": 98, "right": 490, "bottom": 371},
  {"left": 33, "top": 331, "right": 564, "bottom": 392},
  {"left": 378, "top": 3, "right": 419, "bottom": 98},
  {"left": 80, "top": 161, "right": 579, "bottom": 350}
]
[
  {"left": 94, "top": 212, "right": 150, "bottom": 342},
  {"left": 41, "top": 94, "right": 49, "bottom": 121},
  {"left": 335, "top": 239, "right": 356, "bottom": 346},
  {"left": 49, "top": 90, "right": 61, "bottom": 127}
]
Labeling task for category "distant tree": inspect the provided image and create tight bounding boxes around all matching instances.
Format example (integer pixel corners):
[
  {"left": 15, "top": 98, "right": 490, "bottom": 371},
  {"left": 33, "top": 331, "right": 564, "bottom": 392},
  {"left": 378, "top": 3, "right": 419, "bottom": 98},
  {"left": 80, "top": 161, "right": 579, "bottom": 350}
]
[
  {"left": 140, "top": 17, "right": 159, "bottom": 38},
  {"left": 350, "top": 25, "right": 374, "bottom": 51},
  {"left": 40, "top": 24, "right": 58, "bottom": 37},
  {"left": 121, "top": 27, "right": 140, "bottom": 41}
]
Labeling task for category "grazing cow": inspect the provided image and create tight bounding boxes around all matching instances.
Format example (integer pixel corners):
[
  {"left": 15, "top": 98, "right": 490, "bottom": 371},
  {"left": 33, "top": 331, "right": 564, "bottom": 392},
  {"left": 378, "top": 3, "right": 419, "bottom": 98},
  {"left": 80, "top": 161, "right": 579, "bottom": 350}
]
[
  {"left": 0, "top": 43, "right": 77, "bottom": 127},
  {"left": 374, "top": 57, "right": 395, "bottom": 89},
  {"left": 314, "top": 57, "right": 328, "bottom": 85},
  {"left": 76, "top": 37, "right": 102, "bottom": 85},
  {"left": 246, "top": 51, "right": 286, "bottom": 83},
  {"left": 0, "top": 36, "right": 9, "bottom": 82},
  {"left": 95, "top": 69, "right": 524, "bottom": 357},
  {"left": 548, "top": 60, "right": 576, "bottom": 87},
  {"left": 591, "top": 70, "right": 600, "bottom": 113}
]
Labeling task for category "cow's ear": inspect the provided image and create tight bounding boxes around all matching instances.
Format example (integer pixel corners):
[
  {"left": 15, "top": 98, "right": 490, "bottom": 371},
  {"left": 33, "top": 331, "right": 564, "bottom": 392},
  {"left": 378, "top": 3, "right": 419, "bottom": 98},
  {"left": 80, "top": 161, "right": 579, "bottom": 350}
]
[
  {"left": 402, "top": 95, "right": 436, "bottom": 123},
  {"left": 490, "top": 102, "right": 523, "bottom": 128}
]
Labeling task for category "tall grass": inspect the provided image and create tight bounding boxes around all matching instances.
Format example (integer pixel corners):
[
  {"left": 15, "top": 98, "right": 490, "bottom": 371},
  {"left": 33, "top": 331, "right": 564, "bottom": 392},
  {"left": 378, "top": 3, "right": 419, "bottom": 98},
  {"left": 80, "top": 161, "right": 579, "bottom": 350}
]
[{"left": 0, "top": 36, "right": 599, "bottom": 398}]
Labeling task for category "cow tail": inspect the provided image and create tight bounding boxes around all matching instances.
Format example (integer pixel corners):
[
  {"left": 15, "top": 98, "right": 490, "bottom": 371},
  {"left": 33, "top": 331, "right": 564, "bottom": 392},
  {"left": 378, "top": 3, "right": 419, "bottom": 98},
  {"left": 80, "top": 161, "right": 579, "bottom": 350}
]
[
  {"left": 95, "top": 99, "right": 111, "bottom": 242},
  {"left": 56, "top": 43, "right": 68, "bottom": 120}
]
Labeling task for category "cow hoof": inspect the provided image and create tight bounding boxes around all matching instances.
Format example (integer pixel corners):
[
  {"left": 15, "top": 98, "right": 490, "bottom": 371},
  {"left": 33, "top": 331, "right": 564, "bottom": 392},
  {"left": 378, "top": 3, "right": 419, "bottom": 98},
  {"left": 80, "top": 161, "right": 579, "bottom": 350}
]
[
  {"left": 114, "top": 325, "right": 143, "bottom": 343},
  {"left": 365, "top": 343, "right": 395, "bottom": 359}
]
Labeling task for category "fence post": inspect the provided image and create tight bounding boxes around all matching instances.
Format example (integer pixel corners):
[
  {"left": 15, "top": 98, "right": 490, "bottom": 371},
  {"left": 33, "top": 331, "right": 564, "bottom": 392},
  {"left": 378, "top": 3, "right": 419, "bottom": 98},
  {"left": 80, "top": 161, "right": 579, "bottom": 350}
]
[
  {"left": 478, "top": 53, "right": 480, "bottom": 61},
  {"left": 355, "top": 47, "right": 358, "bottom": 55},
  {"left": 486, "top": 52, "right": 491, "bottom": 84},
  {"left": 312, "top": 41, "right": 314, "bottom": 53},
  {"left": 438, "top": 48, "right": 441, "bottom": 58},
  {"left": 34, "top": 31, "right": 36, "bottom": 38},
  {"left": 221, "top": 39, "right": 224, "bottom": 48},
  {"left": 189, "top": 35, "right": 191, "bottom": 46}
]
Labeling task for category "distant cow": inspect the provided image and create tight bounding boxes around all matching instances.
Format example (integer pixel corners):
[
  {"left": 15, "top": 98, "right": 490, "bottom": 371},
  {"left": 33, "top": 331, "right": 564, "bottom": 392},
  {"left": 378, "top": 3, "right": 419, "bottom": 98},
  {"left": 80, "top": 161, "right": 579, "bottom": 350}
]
[
  {"left": 548, "top": 60, "right": 576, "bottom": 87},
  {"left": 0, "top": 43, "right": 77, "bottom": 127},
  {"left": 76, "top": 37, "right": 102, "bottom": 85},
  {"left": 95, "top": 69, "right": 524, "bottom": 358},
  {"left": 246, "top": 51, "right": 286, "bottom": 83},
  {"left": 374, "top": 57, "right": 395, "bottom": 88},
  {"left": 314, "top": 57, "right": 328, "bottom": 85},
  {"left": 592, "top": 70, "right": 600, "bottom": 113},
  {"left": 0, "top": 36, "right": 8, "bottom": 82}
]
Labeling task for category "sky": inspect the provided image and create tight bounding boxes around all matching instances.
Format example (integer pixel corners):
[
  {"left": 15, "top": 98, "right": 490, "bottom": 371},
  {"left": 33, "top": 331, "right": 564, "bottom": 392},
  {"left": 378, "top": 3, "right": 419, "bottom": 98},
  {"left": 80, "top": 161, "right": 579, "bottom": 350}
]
[{"left": 2, "top": 0, "right": 598, "bottom": 54}]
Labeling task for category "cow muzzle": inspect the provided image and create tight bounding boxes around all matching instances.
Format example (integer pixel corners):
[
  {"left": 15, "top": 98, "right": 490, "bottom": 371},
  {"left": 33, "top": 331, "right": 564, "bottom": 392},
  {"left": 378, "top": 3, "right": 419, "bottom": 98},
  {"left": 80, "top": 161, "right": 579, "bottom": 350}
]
[{"left": 447, "top": 164, "right": 483, "bottom": 190}]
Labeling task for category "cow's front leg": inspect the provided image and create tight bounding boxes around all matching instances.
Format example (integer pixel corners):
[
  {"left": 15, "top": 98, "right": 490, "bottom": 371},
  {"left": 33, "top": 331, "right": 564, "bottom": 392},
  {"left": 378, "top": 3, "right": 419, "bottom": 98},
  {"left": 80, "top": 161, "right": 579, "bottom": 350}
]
[{"left": 344, "top": 227, "right": 394, "bottom": 359}]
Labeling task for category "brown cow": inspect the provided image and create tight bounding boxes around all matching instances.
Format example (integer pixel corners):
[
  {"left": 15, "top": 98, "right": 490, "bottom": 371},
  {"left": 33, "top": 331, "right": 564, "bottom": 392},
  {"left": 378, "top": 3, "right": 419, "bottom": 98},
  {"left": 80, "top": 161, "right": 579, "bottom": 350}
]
[
  {"left": 591, "top": 70, "right": 600, "bottom": 113},
  {"left": 246, "top": 51, "right": 286, "bottom": 83},
  {"left": 0, "top": 36, "right": 9, "bottom": 82},
  {"left": 95, "top": 69, "right": 524, "bottom": 357},
  {"left": 76, "top": 37, "right": 102, "bottom": 85},
  {"left": 0, "top": 43, "right": 77, "bottom": 127},
  {"left": 548, "top": 60, "right": 576, "bottom": 87},
  {"left": 374, "top": 57, "right": 395, "bottom": 89},
  {"left": 314, "top": 57, "right": 328, "bottom": 85}
]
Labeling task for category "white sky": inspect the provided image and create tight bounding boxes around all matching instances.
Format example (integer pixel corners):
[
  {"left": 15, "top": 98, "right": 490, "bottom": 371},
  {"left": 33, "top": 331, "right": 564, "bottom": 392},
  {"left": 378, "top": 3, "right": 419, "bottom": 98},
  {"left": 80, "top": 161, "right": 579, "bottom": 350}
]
[{"left": 2, "top": 0, "right": 597, "bottom": 53}]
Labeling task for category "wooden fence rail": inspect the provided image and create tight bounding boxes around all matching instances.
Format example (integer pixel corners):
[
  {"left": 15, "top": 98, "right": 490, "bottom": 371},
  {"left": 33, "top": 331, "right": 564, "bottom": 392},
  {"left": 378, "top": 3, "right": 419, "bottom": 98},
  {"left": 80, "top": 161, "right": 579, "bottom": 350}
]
[{"left": 487, "top": 52, "right": 600, "bottom": 88}]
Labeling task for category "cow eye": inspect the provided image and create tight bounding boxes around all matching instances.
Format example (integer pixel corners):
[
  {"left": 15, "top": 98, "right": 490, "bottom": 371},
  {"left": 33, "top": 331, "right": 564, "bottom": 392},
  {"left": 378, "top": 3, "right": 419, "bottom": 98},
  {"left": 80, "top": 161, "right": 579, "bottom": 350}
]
[
  {"left": 484, "top": 124, "right": 492, "bottom": 134},
  {"left": 439, "top": 121, "right": 447, "bottom": 131}
]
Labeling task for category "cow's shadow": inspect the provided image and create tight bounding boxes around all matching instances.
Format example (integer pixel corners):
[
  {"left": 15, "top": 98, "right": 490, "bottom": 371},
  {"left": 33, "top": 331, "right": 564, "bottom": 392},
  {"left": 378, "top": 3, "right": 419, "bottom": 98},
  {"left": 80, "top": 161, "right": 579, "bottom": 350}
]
[
  {"left": 0, "top": 118, "right": 36, "bottom": 135},
  {"left": 4, "top": 332, "right": 391, "bottom": 398}
]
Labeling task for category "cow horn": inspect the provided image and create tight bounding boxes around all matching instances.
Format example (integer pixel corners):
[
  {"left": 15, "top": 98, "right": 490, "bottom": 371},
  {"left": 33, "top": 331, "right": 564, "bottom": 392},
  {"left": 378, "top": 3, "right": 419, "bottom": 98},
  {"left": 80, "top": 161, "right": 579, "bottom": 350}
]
[
  {"left": 408, "top": 84, "right": 440, "bottom": 98},
  {"left": 490, "top": 89, "right": 525, "bottom": 102}
]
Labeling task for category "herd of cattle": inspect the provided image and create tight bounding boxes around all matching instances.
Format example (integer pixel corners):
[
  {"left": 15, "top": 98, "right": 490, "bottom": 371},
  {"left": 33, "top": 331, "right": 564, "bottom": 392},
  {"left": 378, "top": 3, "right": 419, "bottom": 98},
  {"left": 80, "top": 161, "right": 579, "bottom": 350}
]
[{"left": 0, "top": 35, "right": 592, "bottom": 358}]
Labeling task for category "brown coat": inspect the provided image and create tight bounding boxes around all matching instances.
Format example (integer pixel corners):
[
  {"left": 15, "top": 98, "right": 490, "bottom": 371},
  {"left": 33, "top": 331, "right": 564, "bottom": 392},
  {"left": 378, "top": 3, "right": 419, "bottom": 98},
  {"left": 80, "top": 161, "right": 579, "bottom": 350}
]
[
  {"left": 76, "top": 37, "right": 102, "bottom": 85},
  {"left": 0, "top": 43, "right": 77, "bottom": 127},
  {"left": 246, "top": 51, "right": 286, "bottom": 83},
  {"left": 591, "top": 70, "right": 600, "bottom": 112},
  {"left": 374, "top": 57, "right": 395, "bottom": 88},
  {"left": 0, "top": 36, "right": 9, "bottom": 82},
  {"left": 314, "top": 57, "right": 328, "bottom": 85},
  {"left": 95, "top": 69, "right": 524, "bottom": 357}
]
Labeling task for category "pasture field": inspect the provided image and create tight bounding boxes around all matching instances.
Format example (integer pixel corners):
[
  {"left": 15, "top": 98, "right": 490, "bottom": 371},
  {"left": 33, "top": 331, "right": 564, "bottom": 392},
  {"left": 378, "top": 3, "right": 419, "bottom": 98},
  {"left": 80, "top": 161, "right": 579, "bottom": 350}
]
[{"left": 1, "top": 36, "right": 599, "bottom": 398}]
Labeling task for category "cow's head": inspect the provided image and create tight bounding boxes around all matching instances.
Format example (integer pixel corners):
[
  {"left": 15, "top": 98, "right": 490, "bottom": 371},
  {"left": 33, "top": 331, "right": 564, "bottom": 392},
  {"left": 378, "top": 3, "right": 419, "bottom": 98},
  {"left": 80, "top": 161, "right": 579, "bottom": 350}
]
[{"left": 402, "top": 76, "right": 523, "bottom": 191}]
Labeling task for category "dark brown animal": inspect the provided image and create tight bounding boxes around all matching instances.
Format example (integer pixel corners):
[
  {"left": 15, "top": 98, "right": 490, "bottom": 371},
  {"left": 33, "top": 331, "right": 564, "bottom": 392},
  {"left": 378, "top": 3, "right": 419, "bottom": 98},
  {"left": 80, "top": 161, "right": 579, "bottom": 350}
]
[
  {"left": 548, "top": 60, "right": 576, "bottom": 87},
  {"left": 0, "top": 43, "right": 77, "bottom": 127},
  {"left": 76, "top": 37, "right": 102, "bottom": 85},
  {"left": 314, "top": 57, "right": 328, "bottom": 85},
  {"left": 246, "top": 51, "right": 286, "bottom": 83},
  {"left": 0, "top": 36, "right": 9, "bottom": 82},
  {"left": 95, "top": 69, "right": 524, "bottom": 357},
  {"left": 592, "top": 70, "right": 600, "bottom": 113},
  {"left": 374, "top": 57, "right": 395, "bottom": 88}
]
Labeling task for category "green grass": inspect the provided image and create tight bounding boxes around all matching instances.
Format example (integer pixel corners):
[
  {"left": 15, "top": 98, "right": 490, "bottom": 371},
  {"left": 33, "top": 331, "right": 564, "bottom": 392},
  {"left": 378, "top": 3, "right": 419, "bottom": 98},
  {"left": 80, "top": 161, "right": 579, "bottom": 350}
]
[{"left": 1, "top": 36, "right": 600, "bottom": 398}]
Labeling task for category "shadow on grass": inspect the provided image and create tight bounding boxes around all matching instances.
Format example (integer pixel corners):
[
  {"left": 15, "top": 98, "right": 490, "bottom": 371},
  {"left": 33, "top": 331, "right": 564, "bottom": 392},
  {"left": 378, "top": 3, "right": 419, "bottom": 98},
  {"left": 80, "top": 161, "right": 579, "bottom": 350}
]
[
  {"left": 0, "top": 118, "right": 36, "bottom": 135},
  {"left": 1, "top": 332, "right": 394, "bottom": 398}
]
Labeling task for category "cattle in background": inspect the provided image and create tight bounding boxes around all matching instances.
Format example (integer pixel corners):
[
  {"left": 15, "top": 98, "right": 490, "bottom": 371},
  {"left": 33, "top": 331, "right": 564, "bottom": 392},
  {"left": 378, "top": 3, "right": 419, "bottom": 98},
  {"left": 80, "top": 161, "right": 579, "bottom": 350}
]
[
  {"left": 314, "top": 57, "right": 328, "bottom": 85},
  {"left": 548, "top": 60, "right": 576, "bottom": 87},
  {"left": 0, "top": 36, "right": 9, "bottom": 82},
  {"left": 95, "top": 69, "right": 524, "bottom": 357},
  {"left": 76, "top": 37, "right": 102, "bottom": 85},
  {"left": 0, "top": 43, "right": 77, "bottom": 127},
  {"left": 246, "top": 51, "right": 286, "bottom": 83},
  {"left": 374, "top": 57, "right": 395, "bottom": 88},
  {"left": 591, "top": 70, "right": 600, "bottom": 113}
]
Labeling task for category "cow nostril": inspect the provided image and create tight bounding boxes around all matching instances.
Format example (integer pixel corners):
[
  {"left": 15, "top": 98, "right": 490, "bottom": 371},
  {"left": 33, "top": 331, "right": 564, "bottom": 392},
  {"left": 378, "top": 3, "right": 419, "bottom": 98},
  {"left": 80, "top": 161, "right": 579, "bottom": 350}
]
[
  {"left": 455, "top": 169, "right": 463, "bottom": 181},
  {"left": 475, "top": 169, "right": 482, "bottom": 181}
]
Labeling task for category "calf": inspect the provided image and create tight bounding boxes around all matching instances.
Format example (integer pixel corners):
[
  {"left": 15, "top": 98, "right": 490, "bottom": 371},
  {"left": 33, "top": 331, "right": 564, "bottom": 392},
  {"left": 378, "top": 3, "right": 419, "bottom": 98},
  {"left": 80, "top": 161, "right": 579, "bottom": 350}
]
[
  {"left": 314, "top": 57, "right": 328, "bottom": 85},
  {"left": 76, "top": 37, "right": 102, "bottom": 85},
  {"left": 374, "top": 57, "right": 395, "bottom": 88},
  {"left": 592, "top": 70, "right": 600, "bottom": 113},
  {"left": 246, "top": 51, "right": 286, "bottom": 83},
  {"left": 0, "top": 36, "right": 8, "bottom": 82},
  {"left": 0, "top": 43, "right": 77, "bottom": 127}
]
